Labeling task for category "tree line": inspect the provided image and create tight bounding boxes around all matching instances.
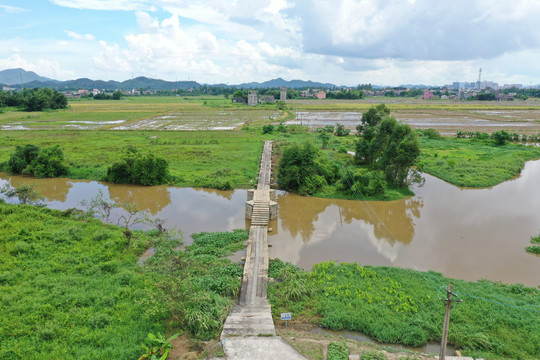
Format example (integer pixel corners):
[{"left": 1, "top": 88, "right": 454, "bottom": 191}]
[{"left": 0, "top": 88, "right": 68, "bottom": 111}]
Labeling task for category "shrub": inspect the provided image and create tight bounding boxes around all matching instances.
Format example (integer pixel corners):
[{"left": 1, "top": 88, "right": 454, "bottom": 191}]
[
  {"left": 262, "top": 124, "right": 274, "bottom": 134},
  {"left": 328, "top": 342, "right": 348, "bottom": 360},
  {"left": 7, "top": 144, "right": 41, "bottom": 174},
  {"left": 335, "top": 123, "right": 351, "bottom": 137},
  {"left": 338, "top": 168, "right": 387, "bottom": 196},
  {"left": 277, "top": 142, "right": 337, "bottom": 195},
  {"left": 106, "top": 147, "right": 169, "bottom": 185},
  {"left": 492, "top": 130, "right": 511, "bottom": 146},
  {"left": 7, "top": 144, "right": 68, "bottom": 178},
  {"left": 31, "top": 145, "right": 69, "bottom": 178}
]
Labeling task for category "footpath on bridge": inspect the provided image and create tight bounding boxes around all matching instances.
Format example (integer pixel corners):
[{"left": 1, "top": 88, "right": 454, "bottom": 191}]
[{"left": 220, "top": 141, "right": 306, "bottom": 360}]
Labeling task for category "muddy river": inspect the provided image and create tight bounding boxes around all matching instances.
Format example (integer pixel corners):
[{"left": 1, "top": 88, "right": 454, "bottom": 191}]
[{"left": 2, "top": 161, "right": 539, "bottom": 287}]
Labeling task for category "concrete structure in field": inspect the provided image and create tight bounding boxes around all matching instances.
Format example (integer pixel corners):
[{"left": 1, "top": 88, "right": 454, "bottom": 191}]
[
  {"left": 248, "top": 90, "right": 258, "bottom": 106},
  {"left": 280, "top": 86, "right": 287, "bottom": 101},
  {"left": 221, "top": 141, "right": 304, "bottom": 359},
  {"left": 260, "top": 95, "right": 275, "bottom": 104}
]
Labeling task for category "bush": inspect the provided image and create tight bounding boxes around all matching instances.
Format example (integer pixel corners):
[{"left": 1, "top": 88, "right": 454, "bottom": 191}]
[
  {"left": 262, "top": 124, "right": 274, "bottom": 134},
  {"left": 338, "top": 168, "right": 387, "bottom": 196},
  {"left": 7, "top": 144, "right": 68, "bottom": 178},
  {"left": 327, "top": 342, "right": 348, "bottom": 360},
  {"left": 335, "top": 123, "right": 351, "bottom": 137},
  {"left": 492, "top": 130, "right": 511, "bottom": 146},
  {"left": 31, "top": 145, "right": 69, "bottom": 178},
  {"left": 106, "top": 147, "right": 169, "bottom": 185},
  {"left": 277, "top": 142, "right": 337, "bottom": 195},
  {"left": 7, "top": 144, "right": 41, "bottom": 174}
]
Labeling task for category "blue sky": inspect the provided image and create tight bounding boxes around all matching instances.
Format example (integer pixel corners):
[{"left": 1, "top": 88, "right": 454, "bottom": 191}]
[{"left": 1, "top": 0, "right": 540, "bottom": 86}]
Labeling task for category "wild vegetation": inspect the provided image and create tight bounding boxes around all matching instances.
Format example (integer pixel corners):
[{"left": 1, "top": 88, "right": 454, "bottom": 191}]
[
  {"left": 0, "top": 197, "right": 248, "bottom": 359},
  {"left": 6, "top": 143, "right": 69, "bottom": 178},
  {"left": 277, "top": 105, "right": 421, "bottom": 200},
  {"left": 418, "top": 134, "right": 540, "bottom": 187},
  {"left": 526, "top": 234, "right": 540, "bottom": 255},
  {"left": 268, "top": 259, "right": 540, "bottom": 360},
  {"left": 105, "top": 146, "right": 170, "bottom": 186}
]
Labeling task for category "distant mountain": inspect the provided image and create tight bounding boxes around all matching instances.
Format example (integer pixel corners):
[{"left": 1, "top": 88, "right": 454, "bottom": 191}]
[
  {"left": 237, "top": 77, "right": 338, "bottom": 89},
  {"left": 0, "top": 68, "right": 55, "bottom": 85},
  {"left": 0, "top": 68, "right": 341, "bottom": 90}
]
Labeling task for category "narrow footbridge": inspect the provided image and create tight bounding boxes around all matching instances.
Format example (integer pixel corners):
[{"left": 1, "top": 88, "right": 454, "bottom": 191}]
[{"left": 221, "top": 141, "right": 305, "bottom": 359}]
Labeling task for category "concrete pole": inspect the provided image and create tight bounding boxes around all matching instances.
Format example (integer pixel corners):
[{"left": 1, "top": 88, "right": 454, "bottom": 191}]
[{"left": 439, "top": 283, "right": 454, "bottom": 360}]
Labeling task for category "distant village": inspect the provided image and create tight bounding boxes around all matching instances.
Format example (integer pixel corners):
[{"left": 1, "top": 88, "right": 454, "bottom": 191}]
[{"left": 1, "top": 79, "right": 535, "bottom": 102}]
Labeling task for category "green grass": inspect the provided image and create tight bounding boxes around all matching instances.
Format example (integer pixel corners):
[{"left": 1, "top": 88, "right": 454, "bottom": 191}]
[
  {"left": 0, "top": 130, "right": 268, "bottom": 188},
  {"left": 0, "top": 202, "right": 162, "bottom": 359},
  {"left": 418, "top": 137, "right": 540, "bottom": 187},
  {"left": 0, "top": 200, "right": 249, "bottom": 359},
  {"left": 268, "top": 259, "right": 540, "bottom": 360}
]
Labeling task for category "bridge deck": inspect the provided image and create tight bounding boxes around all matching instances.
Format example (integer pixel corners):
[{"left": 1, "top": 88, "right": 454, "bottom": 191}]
[{"left": 220, "top": 141, "right": 305, "bottom": 359}]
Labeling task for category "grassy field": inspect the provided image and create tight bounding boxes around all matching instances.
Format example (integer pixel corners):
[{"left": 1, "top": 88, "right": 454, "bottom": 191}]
[
  {"left": 0, "top": 96, "right": 284, "bottom": 131},
  {"left": 418, "top": 137, "right": 540, "bottom": 187},
  {"left": 2, "top": 96, "right": 540, "bottom": 192},
  {"left": 0, "top": 200, "right": 247, "bottom": 359},
  {"left": 268, "top": 259, "right": 540, "bottom": 360},
  {"left": 0, "top": 130, "right": 271, "bottom": 188}
]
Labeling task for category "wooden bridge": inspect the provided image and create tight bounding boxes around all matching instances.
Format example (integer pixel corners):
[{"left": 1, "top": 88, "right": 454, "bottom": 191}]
[{"left": 220, "top": 141, "right": 305, "bottom": 359}]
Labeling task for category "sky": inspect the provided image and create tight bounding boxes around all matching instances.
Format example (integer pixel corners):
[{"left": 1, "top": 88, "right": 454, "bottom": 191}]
[{"left": 1, "top": 0, "right": 540, "bottom": 86}]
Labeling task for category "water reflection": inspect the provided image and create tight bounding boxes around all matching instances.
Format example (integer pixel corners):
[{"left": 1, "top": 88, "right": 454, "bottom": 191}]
[
  {"left": 0, "top": 173, "right": 246, "bottom": 242},
  {"left": 269, "top": 161, "right": 540, "bottom": 286},
  {"left": 1, "top": 174, "right": 75, "bottom": 202},
  {"left": 2, "top": 160, "right": 540, "bottom": 286},
  {"left": 108, "top": 184, "right": 171, "bottom": 214}
]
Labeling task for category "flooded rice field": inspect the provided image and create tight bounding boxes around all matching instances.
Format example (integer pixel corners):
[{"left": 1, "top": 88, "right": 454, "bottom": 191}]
[
  {"left": 2, "top": 160, "right": 540, "bottom": 287},
  {"left": 287, "top": 110, "right": 540, "bottom": 135},
  {"left": 110, "top": 109, "right": 280, "bottom": 130}
]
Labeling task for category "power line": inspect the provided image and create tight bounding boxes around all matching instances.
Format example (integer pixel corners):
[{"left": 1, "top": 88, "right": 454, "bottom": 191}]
[
  {"left": 340, "top": 166, "right": 447, "bottom": 297},
  {"left": 340, "top": 165, "right": 540, "bottom": 313}
]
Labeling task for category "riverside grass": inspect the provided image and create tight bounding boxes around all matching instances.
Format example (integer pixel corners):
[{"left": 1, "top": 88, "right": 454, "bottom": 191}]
[
  {"left": 0, "top": 200, "right": 248, "bottom": 359},
  {"left": 268, "top": 260, "right": 540, "bottom": 360},
  {"left": 418, "top": 137, "right": 540, "bottom": 187}
]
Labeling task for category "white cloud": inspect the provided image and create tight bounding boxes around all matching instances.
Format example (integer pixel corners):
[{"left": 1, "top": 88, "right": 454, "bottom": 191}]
[
  {"left": 298, "top": 0, "right": 540, "bottom": 61},
  {"left": 0, "top": 5, "right": 28, "bottom": 14},
  {"left": 0, "top": 53, "right": 72, "bottom": 79},
  {"left": 64, "top": 30, "right": 95, "bottom": 41},
  {"left": 50, "top": 0, "right": 149, "bottom": 11}
]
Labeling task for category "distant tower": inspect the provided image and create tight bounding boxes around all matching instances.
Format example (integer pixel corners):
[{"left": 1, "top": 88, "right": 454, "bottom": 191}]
[
  {"left": 280, "top": 87, "right": 287, "bottom": 101},
  {"left": 476, "top": 68, "right": 482, "bottom": 89},
  {"left": 248, "top": 90, "right": 258, "bottom": 106}
]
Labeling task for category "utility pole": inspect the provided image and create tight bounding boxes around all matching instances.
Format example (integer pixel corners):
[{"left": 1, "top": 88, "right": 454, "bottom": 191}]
[{"left": 439, "top": 283, "right": 462, "bottom": 360}]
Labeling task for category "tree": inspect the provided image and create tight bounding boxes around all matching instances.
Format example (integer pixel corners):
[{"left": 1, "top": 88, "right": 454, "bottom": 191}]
[
  {"left": 112, "top": 90, "right": 122, "bottom": 100},
  {"left": 277, "top": 142, "right": 337, "bottom": 195},
  {"left": 355, "top": 105, "right": 421, "bottom": 187},
  {"left": 232, "top": 90, "right": 247, "bottom": 102}
]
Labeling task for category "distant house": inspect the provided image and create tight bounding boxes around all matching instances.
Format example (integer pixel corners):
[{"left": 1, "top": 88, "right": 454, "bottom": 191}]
[
  {"left": 423, "top": 89, "right": 434, "bottom": 100},
  {"left": 248, "top": 90, "right": 258, "bottom": 106},
  {"left": 260, "top": 95, "right": 275, "bottom": 103},
  {"left": 232, "top": 97, "right": 247, "bottom": 104},
  {"left": 314, "top": 91, "right": 326, "bottom": 99}
]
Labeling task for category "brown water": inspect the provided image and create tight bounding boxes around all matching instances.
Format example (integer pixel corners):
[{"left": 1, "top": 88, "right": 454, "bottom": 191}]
[
  {"left": 2, "top": 161, "right": 540, "bottom": 286},
  {"left": 269, "top": 160, "right": 540, "bottom": 287}
]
